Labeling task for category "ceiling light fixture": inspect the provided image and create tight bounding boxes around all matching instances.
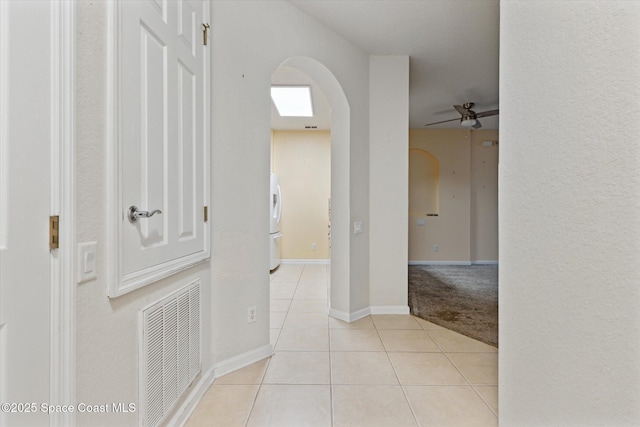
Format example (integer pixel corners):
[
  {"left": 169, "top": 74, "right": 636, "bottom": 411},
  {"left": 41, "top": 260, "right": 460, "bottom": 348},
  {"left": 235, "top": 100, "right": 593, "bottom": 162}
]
[
  {"left": 460, "top": 114, "right": 477, "bottom": 127},
  {"left": 270, "top": 86, "right": 314, "bottom": 117}
]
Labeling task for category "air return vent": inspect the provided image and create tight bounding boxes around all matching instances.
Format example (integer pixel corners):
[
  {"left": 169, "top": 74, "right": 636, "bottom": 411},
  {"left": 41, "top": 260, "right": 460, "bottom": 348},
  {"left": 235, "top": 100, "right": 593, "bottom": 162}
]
[{"left": 140, "top": 281, "right": 201, "bottom": 427}]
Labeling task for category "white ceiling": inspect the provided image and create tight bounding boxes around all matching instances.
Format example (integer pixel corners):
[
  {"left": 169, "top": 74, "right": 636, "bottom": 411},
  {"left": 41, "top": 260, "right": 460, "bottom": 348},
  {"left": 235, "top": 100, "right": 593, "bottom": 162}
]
[{"left": 279, "top": 0, "right": 500, "bottom": 130}]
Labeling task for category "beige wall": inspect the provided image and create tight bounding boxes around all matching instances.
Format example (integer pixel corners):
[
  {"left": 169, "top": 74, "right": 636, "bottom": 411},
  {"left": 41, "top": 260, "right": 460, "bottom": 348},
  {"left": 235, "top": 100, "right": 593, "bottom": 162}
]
[
  {"left": 408, "top": 129, "right": 498, "bottom": 263},
  {"left": 272, "top": 130, "right": 331, "bottom": 260},
  {"left": 470, "top": 130, "right": 499, "bottom": 261}
]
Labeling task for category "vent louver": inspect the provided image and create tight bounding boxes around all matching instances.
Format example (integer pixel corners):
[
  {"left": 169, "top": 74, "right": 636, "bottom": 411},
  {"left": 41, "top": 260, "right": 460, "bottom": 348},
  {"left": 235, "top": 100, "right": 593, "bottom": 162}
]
[{"left": 141, "top": 281, "right": 201, "bottom": 427}]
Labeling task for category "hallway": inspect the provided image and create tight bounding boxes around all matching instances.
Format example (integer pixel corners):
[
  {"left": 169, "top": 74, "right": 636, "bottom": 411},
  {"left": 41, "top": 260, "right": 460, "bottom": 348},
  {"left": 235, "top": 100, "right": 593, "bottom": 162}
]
[{"left": 187, "top": 264, "right": 498, "bottom": 426}]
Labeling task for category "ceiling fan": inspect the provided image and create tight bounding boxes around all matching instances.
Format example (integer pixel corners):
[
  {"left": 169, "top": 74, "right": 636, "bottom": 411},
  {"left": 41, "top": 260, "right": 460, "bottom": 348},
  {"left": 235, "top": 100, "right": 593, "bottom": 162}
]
[{"left": 424, "top": 102, "right": 499, "bottom": 129}]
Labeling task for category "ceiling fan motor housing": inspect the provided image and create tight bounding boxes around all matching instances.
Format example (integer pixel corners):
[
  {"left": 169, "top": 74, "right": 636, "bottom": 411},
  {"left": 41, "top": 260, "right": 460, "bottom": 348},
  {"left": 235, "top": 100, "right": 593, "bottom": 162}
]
[{"left": 424, "top": 101, "right": 498, "bottom": 128}]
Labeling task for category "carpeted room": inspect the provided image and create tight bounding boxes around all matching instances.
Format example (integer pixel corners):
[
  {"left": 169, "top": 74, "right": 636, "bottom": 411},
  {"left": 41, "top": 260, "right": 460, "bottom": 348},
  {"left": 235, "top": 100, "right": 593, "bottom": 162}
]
[
  {"left": 409, "top": 264, "right": 498, "bottom": 346},
  {"left": 408, "top": 128, "right": 499, "bottom": 347}
]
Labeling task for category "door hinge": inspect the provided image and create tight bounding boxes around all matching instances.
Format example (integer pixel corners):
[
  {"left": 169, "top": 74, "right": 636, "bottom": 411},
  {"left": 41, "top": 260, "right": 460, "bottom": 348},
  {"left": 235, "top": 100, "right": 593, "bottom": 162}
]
[
  {"left": 202, "top": 23, "right": 210, "bottom": 46},
  {"left": 204, "top": 206, "right": 208, "bottom": 223},
  {"left": 50, "top": 215, "right": 60, "bottom": 249}
]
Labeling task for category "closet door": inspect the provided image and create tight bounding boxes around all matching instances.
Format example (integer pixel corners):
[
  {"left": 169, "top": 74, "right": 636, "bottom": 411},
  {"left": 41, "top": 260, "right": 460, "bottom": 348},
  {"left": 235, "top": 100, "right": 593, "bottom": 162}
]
[{"left": 110, "top": 0, "right": 210, "bottom": 297}]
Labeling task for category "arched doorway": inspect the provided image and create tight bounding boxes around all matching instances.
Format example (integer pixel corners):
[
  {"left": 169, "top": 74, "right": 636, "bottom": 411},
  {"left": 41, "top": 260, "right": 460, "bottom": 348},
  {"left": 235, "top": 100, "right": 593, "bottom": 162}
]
[{"left": 270, "top": 57, "right": 351, "bottom": 319}]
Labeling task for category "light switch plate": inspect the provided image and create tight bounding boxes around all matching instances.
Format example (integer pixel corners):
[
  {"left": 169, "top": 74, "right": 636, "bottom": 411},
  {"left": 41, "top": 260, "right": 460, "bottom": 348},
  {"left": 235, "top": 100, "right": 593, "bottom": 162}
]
[{"left": 77, "top": 241, "right": 97, "bottom": 283}]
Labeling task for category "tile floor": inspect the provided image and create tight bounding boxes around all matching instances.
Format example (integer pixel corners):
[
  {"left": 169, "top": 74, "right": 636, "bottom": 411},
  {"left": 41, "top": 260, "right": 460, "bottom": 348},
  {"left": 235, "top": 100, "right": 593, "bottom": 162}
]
[{"left": 186, "top": 264, "right": 498, "bottom": 427}]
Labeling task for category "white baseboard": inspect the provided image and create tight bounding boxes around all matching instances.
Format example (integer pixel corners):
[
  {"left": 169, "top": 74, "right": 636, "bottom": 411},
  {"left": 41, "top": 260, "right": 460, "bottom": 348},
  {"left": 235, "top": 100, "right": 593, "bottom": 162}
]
[
  {"left": 170, "top": 366, "right": 216, "bottom": 427},
  {"left": 350, "top": 307, "right": 372, "bottom": 321},
  {"left": 370, "top": 305, "right": 410, "bottom": 315},
  {"left": 328, "top": 308, "right": 350, "bottom": 322},
  {"left": 213, "top": 344, "right": 274, "bottom": 378},
  {"left": 409, "top": 261, "right": 472, "bottom": 266},
  {"left": 281, "top": 259, "right": 330, "bottom": 265},
  {"left": 471, "top": 260, "right": 498, "bottom": 265},
  {"left": 409, "top": 260, "right": 498, "bottom": 266},
  {"left": 328, "top": 307, "right": 371, "bottom": 322},
  {"left": 329, "top": 306, "right": 410, "bottom": 320}
]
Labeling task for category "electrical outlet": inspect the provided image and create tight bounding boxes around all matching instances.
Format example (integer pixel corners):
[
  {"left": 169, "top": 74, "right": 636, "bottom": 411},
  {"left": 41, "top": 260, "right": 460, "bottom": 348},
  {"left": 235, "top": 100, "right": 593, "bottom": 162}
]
[
  {"left": 434, "top": 244, "right": 439, "bottom": 252},
  {"left": 311, "top": 243, "right": 317, "bottom": 251},
  {"left": 248, "top": 306, "right": 256, "bottom": 323}
]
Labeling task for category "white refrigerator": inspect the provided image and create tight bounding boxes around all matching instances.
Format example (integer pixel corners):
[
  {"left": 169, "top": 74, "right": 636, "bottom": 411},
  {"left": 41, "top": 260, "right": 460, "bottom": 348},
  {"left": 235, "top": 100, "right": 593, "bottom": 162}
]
[{"left": 270, "top": 173, "right": 282, "bottom": 271}]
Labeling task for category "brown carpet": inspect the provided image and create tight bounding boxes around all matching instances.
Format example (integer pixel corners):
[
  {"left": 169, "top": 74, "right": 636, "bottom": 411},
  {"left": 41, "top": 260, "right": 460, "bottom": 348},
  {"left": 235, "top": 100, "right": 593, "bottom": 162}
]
[{"left": 408, "top": 265, "right": 498, "bottom": 347}]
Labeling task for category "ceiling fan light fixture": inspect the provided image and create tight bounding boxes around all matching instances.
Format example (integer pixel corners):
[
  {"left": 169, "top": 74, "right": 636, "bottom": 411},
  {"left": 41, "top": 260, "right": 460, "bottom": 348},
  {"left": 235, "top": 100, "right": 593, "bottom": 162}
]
[
  {"left": 460, "top": 116, "right": 477, "bottom": 127},
  {"left": 423, "top": 102, "right": 498, "bottom": 129}
]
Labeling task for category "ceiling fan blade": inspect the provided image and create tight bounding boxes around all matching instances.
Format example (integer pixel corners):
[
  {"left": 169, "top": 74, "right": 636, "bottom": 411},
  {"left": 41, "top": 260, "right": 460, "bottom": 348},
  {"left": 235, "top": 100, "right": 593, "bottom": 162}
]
[
  {"left": 424, "top": 117, "right": 461, "bottom": 127},
  {"left": 476, "top": 109, "right": 499, "bottom": 118},
  {"left": 453, "top": 104, "right": 468, "bottom": 115}
]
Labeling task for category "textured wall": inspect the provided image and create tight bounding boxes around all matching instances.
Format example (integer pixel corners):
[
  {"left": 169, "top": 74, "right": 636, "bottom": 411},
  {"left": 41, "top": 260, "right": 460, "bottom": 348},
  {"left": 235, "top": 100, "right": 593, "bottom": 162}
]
[
  {"left": 500, "top": 1, "right": 640, "bottom": 425},
  {"left": 75, "top": 2, "right": 211, "bottom": 426}
]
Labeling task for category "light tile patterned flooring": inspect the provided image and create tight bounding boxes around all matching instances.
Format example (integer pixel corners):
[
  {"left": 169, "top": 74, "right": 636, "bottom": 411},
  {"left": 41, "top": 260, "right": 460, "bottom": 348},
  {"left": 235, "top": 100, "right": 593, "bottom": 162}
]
[{"left": 186, "top": 264, "right": 498, "bottom": 427}]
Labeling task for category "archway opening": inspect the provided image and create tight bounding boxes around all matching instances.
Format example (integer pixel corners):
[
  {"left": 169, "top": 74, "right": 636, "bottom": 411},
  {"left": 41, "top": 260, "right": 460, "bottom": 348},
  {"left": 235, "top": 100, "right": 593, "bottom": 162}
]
[{"left": 268, "top": 57, "right": 351, "bottom": 320}]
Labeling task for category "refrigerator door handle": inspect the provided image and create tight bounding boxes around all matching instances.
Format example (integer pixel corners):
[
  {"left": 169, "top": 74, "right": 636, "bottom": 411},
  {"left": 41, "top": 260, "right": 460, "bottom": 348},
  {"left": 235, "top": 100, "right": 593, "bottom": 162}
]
[{"left": 276, "top": 184, "right": 282, "bottom": 224}]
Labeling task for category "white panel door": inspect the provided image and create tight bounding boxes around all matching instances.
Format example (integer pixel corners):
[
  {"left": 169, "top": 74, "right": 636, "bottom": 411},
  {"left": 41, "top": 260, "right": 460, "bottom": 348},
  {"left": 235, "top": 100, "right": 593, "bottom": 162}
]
[
  {"left": 113, "top": 0, "right": 209, "bottom": 295},
  {"left": 0, "top": 2, "right": 51, "bottom": 425}
]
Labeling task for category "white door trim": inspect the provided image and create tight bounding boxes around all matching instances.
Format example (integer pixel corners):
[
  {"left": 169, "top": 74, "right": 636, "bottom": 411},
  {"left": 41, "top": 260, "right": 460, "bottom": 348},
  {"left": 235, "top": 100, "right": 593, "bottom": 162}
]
[
  {"left": 49, "top": 1, "right": 76, "bottom": 425},
  {"left": 0, "top": 0, "right": 7, "bottom": 253}
]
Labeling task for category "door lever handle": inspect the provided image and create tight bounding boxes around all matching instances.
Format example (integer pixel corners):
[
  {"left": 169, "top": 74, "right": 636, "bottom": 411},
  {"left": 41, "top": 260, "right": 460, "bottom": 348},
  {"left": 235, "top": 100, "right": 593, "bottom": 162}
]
[{"left": 128, "top": 205, "right": 162, "bottom": 223}]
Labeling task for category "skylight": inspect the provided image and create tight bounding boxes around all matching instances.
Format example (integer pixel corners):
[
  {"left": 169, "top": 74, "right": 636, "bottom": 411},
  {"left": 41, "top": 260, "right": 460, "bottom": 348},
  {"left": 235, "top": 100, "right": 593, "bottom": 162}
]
[{"left": 271, "top": 86, "right": 314, "bottom": 117}]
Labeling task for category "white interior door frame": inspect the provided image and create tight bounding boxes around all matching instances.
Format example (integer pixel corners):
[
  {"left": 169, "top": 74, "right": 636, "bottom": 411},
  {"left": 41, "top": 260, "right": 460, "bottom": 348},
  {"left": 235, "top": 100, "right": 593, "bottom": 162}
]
[
  {"left": 0, "top": 1, "right": 75, "bottom": 425},
  {"left": 49, "top": 1, "right": 76, "bottom": 425}
]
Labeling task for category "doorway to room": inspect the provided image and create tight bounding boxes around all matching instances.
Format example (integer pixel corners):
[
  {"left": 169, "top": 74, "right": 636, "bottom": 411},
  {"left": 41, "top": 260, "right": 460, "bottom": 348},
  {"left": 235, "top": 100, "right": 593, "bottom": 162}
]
[
  {"left": 407, "top": 130, "right": 499, "bottom": 347},
  {"left": 267, "top": 56, "right": 352, "bottom": 327},
  {"left": 270, "top": 65, "right": 332, "bottom": 271}
]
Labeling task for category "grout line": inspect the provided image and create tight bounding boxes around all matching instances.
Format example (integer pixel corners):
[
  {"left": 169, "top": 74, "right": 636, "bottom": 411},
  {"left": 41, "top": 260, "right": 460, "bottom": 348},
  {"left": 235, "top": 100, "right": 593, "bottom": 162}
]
[
  {"left": 444, "top": 352, "right": 498, "bottom": 418},
  {"left": 440, "top": 350, "right": 473, "bottom": 387},
  {"left": 243, "top": 359, "right": 270, "bottom": 427},
  {"left": 471, "top": 384, "right": 499, "bottom": 418},
  {"left": 425, "top": 326, "right": 479, "bottom": 388},
  {"left": 276, "top": 268, "right": 302, "bottom": 329},
  {"left": 417, "top": 317, "right": 499, "bottom": 421},
  {"left": 328, "top": 300, "right": 334, "bottom": 427},
  {"left": 243, "top": 385, "right": 260, "bottom": 427},
  {"left": 270, "top": 328, "right": 282, "bottom": 349},
  {"left": 377, "top": 325, "right": 421, "bottom": 427},
  {"left": 400, "top": 384, "right": 421, "bottom": 427}
]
